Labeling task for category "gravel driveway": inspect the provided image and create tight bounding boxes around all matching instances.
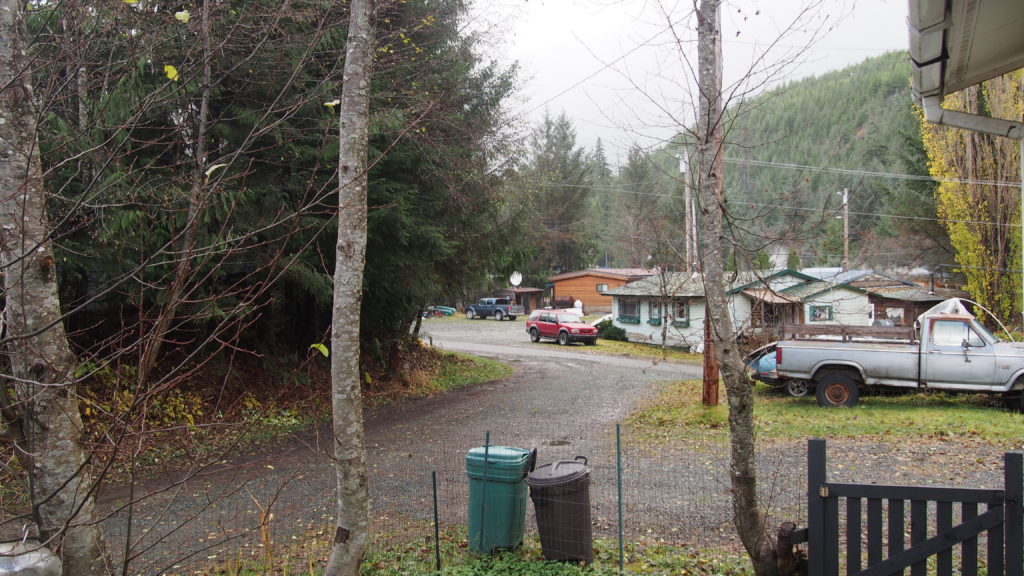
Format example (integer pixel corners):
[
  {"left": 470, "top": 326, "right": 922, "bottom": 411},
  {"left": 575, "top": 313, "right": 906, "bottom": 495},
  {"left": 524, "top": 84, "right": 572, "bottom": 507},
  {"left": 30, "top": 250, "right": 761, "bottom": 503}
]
[{"left": 96, "top": 316, "right": 1014, "bottom": 572}]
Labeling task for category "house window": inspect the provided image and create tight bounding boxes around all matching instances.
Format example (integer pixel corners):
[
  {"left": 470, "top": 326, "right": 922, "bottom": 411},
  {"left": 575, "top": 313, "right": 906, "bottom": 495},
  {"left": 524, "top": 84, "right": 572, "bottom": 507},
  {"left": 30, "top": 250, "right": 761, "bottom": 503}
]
[
  {"left": 596, "top": 283, "right": 609, "bottom": 293},
  {"left": 884, "top": 306, "right": 905, "bottom": 326},
  {"left": 809, "top": 305, "right": 833, "bottom": 322},
  {"left": 672, "top": 300, "right": 690, "bottom": 327},
  {"left": 648, "top": 300, "right": 663, "bottom": 326},
  {"left": 618, "top": 298, "right": 640, "bottom": 324}
]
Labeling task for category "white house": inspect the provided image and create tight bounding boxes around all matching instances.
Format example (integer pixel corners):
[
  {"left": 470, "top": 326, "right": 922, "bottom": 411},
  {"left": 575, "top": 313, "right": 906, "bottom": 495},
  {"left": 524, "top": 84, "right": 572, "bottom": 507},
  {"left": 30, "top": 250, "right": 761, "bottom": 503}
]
[{"left": 605, "top": 269, "right": 872, "bottom": 350}]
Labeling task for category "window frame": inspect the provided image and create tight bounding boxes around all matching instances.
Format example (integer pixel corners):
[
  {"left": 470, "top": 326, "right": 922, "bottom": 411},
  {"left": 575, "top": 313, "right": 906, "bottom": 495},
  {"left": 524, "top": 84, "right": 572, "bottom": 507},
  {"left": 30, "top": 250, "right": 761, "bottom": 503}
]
[
  {"left": 808, "top": 304, "right": 833, "bottom": 322},
  {"left": 618, "top": 298, "right": 641, "bottom": 324},
  {"left": 647, "top": 300, "right": 663, "bottom": 325},
  {"left": 672, "top": 299, "right": 690, "bottom": 327}
]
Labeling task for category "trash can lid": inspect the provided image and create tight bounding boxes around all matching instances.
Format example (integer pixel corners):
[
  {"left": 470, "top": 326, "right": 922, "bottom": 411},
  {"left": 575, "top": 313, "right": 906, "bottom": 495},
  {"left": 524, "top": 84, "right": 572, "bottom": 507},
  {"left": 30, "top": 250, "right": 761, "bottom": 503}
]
[
  {"left": 527, "top": 458, "right": 590, "bottom": 487},
  {"left": 466, "top": 446, "right": 530, "bottom": 465}
]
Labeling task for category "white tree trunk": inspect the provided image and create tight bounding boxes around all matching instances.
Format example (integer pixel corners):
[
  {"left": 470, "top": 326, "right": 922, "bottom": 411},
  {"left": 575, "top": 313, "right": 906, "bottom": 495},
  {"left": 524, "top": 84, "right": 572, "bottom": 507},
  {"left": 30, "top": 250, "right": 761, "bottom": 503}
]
[
  {"left": 0, "top": 2, "right": 109, "bottom": 573},
  {"left": 324, "top": 0, "right": 375, "bottom": 574},
  {"left": 695, "top": 1, "right": 775, "bottom": 573}
]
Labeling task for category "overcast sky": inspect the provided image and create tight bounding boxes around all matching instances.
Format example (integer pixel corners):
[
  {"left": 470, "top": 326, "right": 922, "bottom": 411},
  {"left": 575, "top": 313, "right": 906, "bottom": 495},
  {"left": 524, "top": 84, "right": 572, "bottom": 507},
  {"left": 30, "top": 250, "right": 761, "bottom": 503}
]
[{"left": 471, "top": 0, "right": 909, "bottom": 165}]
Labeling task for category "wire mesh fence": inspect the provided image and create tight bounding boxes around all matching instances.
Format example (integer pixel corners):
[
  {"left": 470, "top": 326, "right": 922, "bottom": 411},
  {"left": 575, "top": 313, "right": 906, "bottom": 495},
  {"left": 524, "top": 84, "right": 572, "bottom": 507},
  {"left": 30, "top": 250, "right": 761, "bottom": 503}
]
[
  {"left": 3, "top": 419, "right": 1011, "bottom": 574},
  {"left": 73, "top": 422, "right": 808, "bottom": 574}
]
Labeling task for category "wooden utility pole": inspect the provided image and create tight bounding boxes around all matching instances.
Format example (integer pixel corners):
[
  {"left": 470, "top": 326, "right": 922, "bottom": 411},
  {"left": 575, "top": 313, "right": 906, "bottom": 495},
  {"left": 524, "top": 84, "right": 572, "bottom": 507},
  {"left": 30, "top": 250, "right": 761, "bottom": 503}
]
[
  {"left": 681, "top": 151, "right": 695, "bottom": 272},
  {"left": 841, "top": 188, "right": 849, "bottom": 270},
  {"left": 702, "top": 314, "right": 719, "bottom": 405}
]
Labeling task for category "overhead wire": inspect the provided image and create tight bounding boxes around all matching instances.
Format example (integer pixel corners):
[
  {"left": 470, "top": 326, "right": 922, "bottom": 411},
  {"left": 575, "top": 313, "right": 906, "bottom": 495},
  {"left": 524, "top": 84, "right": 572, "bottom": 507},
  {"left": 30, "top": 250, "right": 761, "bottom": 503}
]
[{"left": 526, "top": 163, "right": 1020, "bottom": 229}]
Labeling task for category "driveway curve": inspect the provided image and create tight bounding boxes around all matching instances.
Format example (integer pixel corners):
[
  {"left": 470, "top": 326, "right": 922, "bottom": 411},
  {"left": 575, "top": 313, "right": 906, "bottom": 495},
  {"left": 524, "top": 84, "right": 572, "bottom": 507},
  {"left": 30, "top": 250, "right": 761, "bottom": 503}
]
[
  {"left": 99, "top": 317, "right": 700, "bottom": 573},
  {"left": 99, "top": 317, "right": 1010, "bottom": 573}
]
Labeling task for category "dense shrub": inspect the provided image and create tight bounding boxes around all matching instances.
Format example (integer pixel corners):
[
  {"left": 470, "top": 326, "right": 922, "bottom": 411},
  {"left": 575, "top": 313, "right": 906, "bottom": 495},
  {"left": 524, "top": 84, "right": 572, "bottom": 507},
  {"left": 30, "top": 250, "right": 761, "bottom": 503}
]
[{"left": 596, "top": 319, "right": 627, "bottom": 341}]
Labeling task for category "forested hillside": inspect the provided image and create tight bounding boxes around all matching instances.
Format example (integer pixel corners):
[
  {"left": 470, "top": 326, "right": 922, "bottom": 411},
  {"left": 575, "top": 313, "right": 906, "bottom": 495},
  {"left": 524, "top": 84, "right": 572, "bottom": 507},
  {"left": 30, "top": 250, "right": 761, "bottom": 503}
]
[
  {"left": 719, "top": 50, "right": 952, "bottom": 269},
  {"left": 576, "top": 52, "right": 953, "bottom": 274}
]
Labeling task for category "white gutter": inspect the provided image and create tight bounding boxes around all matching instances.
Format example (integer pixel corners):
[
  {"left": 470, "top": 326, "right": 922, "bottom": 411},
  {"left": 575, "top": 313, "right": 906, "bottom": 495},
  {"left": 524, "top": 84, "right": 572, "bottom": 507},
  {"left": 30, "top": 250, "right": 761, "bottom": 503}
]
[{"left": 919, "top": 95, "right": 1024, "bottom": 140}]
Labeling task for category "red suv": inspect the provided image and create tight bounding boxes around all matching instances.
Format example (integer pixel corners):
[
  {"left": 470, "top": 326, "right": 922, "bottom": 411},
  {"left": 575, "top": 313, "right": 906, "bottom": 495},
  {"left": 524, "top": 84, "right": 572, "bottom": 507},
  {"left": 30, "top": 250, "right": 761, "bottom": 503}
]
[{"left": 526, "top": 309, "right": 598, "bottom": 346}]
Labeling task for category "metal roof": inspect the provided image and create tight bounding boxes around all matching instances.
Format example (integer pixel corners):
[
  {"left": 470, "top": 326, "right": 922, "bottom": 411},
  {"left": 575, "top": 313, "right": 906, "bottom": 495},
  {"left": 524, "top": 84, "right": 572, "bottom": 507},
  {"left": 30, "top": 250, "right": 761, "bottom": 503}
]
[
  {"left": 549, "top": 268, "right": 656, "bottom": 282},
  {"left": 604, "top": 270, "right": 829, "bottom": 300},
  {"left": 603, "top": 272, "right": 705, "bottom": 297},
  {"left": 741, "top": 288, "right": 798, "bottom": 304},
  {"left": 775, "top": 280, "right": 866, "bottom": 302},
  {"left": 798, "top": 268, "right": 873, "bottom": 285},
  {"left": 867, "top": 285, "right": 967, "bottom": 302}
]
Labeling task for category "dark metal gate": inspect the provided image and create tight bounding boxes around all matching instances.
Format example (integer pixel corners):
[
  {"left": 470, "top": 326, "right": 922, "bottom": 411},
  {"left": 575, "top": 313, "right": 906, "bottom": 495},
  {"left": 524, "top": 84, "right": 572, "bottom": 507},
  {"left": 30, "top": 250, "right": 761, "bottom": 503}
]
[{"left": 806, "top": 438, "right": 1023, "bottom": 576}]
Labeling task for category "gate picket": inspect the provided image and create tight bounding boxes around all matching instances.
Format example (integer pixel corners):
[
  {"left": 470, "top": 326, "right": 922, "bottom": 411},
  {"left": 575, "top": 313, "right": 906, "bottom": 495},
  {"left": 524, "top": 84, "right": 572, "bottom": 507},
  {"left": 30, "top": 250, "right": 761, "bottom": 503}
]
[{"left": 805, "top": 439, "right": 1023, "bottom": 576}]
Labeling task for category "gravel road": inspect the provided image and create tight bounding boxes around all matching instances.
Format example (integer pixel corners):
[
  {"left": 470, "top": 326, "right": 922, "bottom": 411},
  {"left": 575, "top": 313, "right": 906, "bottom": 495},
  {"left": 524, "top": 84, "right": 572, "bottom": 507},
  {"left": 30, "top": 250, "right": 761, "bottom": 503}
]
[{"left": 96, "top": 316, "right": 1015, "bottom": 572}]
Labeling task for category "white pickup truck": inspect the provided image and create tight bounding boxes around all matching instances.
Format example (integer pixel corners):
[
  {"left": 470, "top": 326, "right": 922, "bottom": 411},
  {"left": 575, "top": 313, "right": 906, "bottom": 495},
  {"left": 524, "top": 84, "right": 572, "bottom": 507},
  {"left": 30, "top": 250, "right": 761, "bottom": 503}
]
[{"left": 769, "top": 298, "right": 1024, "bottom": 408}]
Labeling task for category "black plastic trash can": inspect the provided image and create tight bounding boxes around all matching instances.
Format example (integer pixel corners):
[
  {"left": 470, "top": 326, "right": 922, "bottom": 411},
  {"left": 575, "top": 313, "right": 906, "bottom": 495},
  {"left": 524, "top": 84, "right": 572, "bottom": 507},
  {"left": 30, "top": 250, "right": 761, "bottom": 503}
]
[{"left": 527, "top": 456, "right": 593, "bottom": 562}]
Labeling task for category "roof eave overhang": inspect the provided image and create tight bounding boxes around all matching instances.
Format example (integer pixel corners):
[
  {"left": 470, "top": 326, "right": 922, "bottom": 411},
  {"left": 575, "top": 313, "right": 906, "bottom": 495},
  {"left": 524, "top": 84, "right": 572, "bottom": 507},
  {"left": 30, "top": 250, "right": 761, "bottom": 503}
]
[{"left": 909, "top": 0, "right": 1024, "bottom": 138}]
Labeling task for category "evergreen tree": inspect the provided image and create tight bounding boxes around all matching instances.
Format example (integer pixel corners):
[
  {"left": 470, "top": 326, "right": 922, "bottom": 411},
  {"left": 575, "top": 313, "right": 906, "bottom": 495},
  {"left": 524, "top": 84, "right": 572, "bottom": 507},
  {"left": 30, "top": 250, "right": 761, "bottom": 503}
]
[
  {"left": 523, "top": 112, "right": 596, "bottom": 279},
  {"left": 615, "top": 146, "right": 662, "bottom": 266},
  {"left": 587, "top": 139, "right": 616, "bottom": 266},
  {"left": 361, "top": 0, "right": 523, "bottom": 347}
]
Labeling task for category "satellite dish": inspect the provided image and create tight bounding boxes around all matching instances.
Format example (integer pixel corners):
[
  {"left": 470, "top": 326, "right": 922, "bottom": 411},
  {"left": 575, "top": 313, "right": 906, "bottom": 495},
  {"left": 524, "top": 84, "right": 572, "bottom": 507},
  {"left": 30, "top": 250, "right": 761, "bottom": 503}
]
[{"left": 510, "top": 271, "right": 522, "bottom": 287}]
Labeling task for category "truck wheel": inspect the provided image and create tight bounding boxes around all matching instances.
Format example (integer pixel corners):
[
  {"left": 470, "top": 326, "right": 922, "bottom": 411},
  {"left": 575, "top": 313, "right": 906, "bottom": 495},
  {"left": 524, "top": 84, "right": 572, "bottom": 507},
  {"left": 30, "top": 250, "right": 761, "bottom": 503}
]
[
  {"left": 815, "top": 372, "right": 860, "bottom": 407},
  {"left": 557, "top": 331, "right": 570, "bottom": 346},
  {"left": 529, "top": 328, "right": 540, "bottom": 342},
  {"left": 466, "top": 309, "right": 475, "bottom": 319},
  {"left": 1003, "top": 386, "right": 1024, "bottom": 413},
  {"left": 784, "top": 379, "right": 809, "bottom": 398},
  {"left": 494, "top": 310, "right": 504, "bottom": 321}
]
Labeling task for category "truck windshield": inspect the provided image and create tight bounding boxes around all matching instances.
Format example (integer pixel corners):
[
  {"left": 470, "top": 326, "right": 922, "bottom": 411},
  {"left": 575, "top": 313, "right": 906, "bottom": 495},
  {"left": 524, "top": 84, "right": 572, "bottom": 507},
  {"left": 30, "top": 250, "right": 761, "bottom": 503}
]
[{"left": 973, "top": 322, "right": 1001, "bottom": 344}]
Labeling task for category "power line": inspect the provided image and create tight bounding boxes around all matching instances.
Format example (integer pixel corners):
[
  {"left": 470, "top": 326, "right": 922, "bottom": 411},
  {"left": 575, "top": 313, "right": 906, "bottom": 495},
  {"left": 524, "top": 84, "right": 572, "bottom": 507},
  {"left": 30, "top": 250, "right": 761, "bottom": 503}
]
[{"left": 724, "top": 157, "right": 1020, "bottom": 188}]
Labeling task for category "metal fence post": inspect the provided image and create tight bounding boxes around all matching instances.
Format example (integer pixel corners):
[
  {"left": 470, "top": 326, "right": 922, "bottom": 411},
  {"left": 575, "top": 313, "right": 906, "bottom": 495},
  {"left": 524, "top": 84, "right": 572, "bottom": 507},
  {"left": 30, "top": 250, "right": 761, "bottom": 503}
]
[
  {"left": 617, "top": 423, "right": 624, "bottom": 576},
  {"left": 1006, "top": 451, "right": 1023, "bottom": 576},
  {"left": 432, "top": 471, "right": 441, "bottom": 572},
  {"left": 476, "top": 431, "right": 491, "bottom": 553},
  {"left": 807, "top": 439, "right": 827, "bottom": 576}
]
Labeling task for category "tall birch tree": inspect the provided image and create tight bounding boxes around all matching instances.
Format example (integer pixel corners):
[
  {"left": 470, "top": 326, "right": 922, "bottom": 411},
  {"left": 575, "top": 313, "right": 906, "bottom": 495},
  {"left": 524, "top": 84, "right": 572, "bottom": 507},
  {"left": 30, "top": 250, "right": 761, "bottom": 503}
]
[
  {"left": 325, "top": 0, "right": 375, "bottom": 574},
  {"left": 694, "top": 1, "right": 778, "bottom": 573},
  {"left": 0, "top": 0, "right": 109, "bottom": 573}
]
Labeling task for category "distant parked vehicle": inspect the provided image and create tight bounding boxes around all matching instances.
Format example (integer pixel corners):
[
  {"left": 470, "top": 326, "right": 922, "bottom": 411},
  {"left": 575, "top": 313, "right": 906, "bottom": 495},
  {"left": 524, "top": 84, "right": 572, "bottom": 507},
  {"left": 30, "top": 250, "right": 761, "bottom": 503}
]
[
  {"left": 526, "top": 309, "right": 598, "bottom": 346},
  {"left": 746, "top": 343, "right": 809, "bottom": 397},
  {"left": 421, "top": 305, "right": 456, "bottom": 318},
  {"left": 465, "top": 298, "right": 524, "bottom": 321},
  {"left": 772, "top": 298, "right": 1024, "bottom": 408}
]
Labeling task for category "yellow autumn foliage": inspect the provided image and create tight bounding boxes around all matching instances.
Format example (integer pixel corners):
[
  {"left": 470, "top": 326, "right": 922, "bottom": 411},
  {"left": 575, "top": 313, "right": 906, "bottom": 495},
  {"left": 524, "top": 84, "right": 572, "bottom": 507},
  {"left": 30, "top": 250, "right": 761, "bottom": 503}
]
[{"left": 920, "top": 71, "right": 1023, "bottom": 323}]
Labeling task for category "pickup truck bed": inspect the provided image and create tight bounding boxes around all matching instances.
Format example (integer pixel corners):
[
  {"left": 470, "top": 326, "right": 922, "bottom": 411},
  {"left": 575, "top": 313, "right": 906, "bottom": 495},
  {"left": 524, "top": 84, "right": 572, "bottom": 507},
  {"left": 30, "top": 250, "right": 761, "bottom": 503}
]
[{"left": 775, "top": 339, "right": 920, "bottom": 386}]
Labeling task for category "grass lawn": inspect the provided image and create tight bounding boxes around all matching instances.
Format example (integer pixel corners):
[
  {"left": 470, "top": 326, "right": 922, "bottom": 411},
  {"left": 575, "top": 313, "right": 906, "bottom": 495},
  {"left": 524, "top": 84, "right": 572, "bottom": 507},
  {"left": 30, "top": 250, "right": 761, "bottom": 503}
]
[
  {"left": 577, "top": 337, "right": 702, "bottom": 364},
  {"left": 626, "top": 378, "right": 1024, "bottom": 446}
]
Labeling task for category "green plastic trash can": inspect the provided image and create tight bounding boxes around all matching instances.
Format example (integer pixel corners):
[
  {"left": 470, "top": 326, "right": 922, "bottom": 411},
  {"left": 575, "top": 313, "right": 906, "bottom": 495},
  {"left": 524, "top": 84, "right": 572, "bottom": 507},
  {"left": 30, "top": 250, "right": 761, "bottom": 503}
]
[
  {"left": 466, "top": 446, "right": 535, "bottom": 554},
  {"left": 528, "top": 456, "right": 593, "bottom": 562}
]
